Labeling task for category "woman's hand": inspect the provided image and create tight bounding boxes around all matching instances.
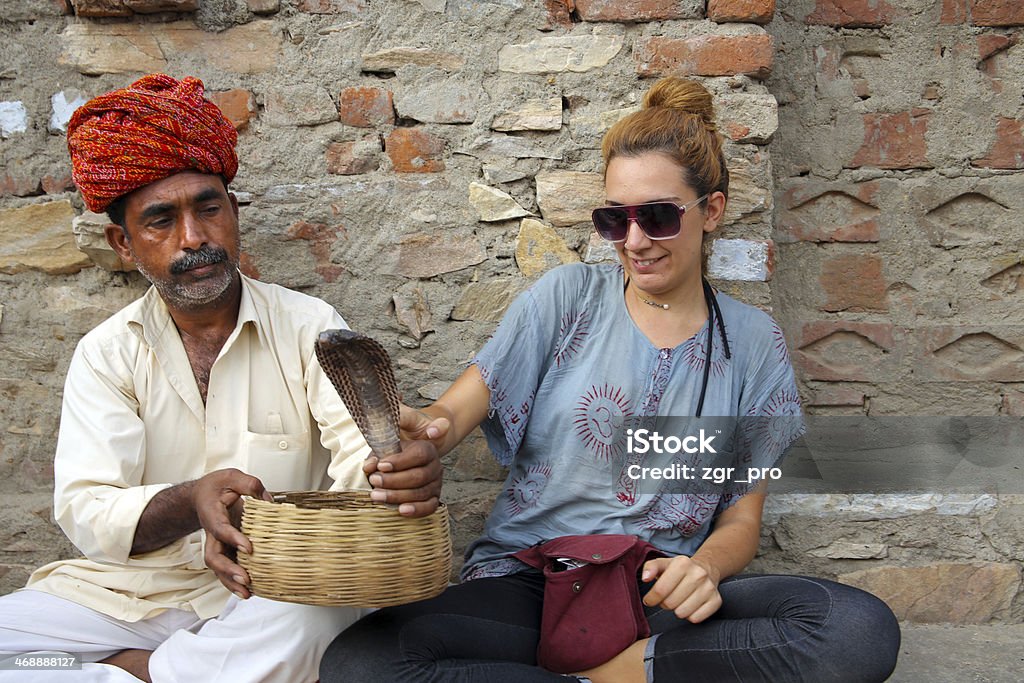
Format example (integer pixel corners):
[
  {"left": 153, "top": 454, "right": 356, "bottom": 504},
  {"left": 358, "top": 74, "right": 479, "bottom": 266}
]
[
  {"left": 398, "top": 404, "right": 450, "bottom": 448},
  {"left": 641, "top": 555, "right": 723, "bottom": 623}
]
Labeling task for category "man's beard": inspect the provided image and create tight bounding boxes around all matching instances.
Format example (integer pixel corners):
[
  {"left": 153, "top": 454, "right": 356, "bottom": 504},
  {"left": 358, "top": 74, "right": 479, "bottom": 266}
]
[{"left": 133, "top": 245, "right": 239, "bottom": 311}]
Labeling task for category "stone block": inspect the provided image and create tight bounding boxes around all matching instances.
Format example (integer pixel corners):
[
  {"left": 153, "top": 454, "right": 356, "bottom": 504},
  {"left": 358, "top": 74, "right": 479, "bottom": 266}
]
[
  {"left": 804, "top": 0, "right": 900, "bottom": 27},
  {"left": 974, "top": 117, "right": 1024, "bottom": 169},
  {"left": 385, "top": 128, "right": 445, "bottom": 173},
  {"left": 707, "top": 0, "right": 776, "bottom": 24},
  {"left": 794, "top": 321, "right": 897, "bottom": 382},
  {"left": 0, "top": 201, "right": 91, "bottom": 275},
  {"left": 849, "top": 111, "right": 931, "bottom": 170},
  {"left": 491, "top": 97, "right": 562, "bottom": 132},
  {"left": 387, "top": 233, "right": 485, "bottom": 278},
  {"left": 338, "top": 87, "right": 395, "bottom": 128},
  {"left": 42, "top": 173, "right": 74, "bottom": 195},
  {"left": 515, "top": 218, "right": 580, "bottom": 277},
  {"left": 914, "top": 326, "right": 1024, "bottom": 382},
  {"left": 498, "top": 34, "right": 624, "bottom": 74},
  {"left": 395, "top": 75, "right": 479, "bottom": 124},
  {"left": 720, "top": 156, "right": 772, "bottom": 224},
  {"left": 124, "top": 0, "right": 197, "bottom": 10},
  {"left": 460, "top": 134, "right": 562, "bottom": 161},
  {"left": 707, "top": 238, "right": 773, "bottom": 282},
  {"left": 635, "top": 35, "right": 774, "bottom": 79},
  {"left": 569, "top": 105, "right": 639, "bottom": 147},
  {"left": 468, "top": 183, "right": 529, "bottom": 222},
  {"left": 264, "top": 84, "right": 337, "bottom": 127},
  {"left": 777, "top": 180, "right": 881, "bottom": 243},
  {"left": 361, "top": 47, "right": 466, "bottom": 73},
  {"left": 207, "top": 89, "right": 256, "bottom": 131},
  {"left": 0, "top": 102, "right": 28, "bottom": 138},
  {"left": 482, "top": 165, "right": 528, "bottom": 184},
  {"left": 326, "top": 140, "right": 380, "bottom": 175},
  {"left": 296, "top": 0, "right": 366, "bottom": 12},
  {"left": 584, "top": 232, "right": 618, "bottom": 264},
  {"left": 0, "top": 171, "right": 39, "bottom": 198},
  {"left": 49, "top": 90, "right": 87, "bottom": 133},
  {"left": 72, "top": 0, "right": 132, "bottom": 15},
  {"left": 247, "top": 0, "right": 279, "bottom": 13},
  {"left": 59, "top": 20, "right": 282, "bottom": 76},
  {"left": 574, "top": 0, "right": 702, "bottom": 22},
  {"left": 839, "top": 563, "right": 1020, "bottom": 623},
  {"left": 451, "top": 277, "right": 528, "bottom": 322},
  {"left": 808, "top": 540, "right": 887, "bottom": 559},
  {"left": 535, "top": 170, "right": 604, "bottom": 227},
  {"left": 819, "top": 254, "right": 888, "bottom": 312},
  {"left": 716, "top": 92, "right": 778, "bottom": 144},
  {"left": 392, "top": 284, "right": 433, "bottom": 341},
  {"left": 72, "top": 211, "right": 134, "bottom": 272}
]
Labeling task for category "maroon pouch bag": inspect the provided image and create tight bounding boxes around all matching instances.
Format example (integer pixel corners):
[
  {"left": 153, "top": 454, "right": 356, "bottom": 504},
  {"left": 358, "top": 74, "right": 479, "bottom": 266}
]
[{"left": 512, "top": 534, "right": 664, "bottom": 674}]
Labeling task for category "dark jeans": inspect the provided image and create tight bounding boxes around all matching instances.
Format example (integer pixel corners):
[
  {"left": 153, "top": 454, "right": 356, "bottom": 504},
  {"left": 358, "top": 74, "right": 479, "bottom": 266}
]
[{"left": 320, "top": 571, "right": 900, "bottom": 683}]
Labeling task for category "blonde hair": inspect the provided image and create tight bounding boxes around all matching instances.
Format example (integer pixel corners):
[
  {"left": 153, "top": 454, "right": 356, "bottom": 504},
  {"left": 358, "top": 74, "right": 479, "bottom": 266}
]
[{"left": 601, "top": 77, "right": 729, "bottom": 200}]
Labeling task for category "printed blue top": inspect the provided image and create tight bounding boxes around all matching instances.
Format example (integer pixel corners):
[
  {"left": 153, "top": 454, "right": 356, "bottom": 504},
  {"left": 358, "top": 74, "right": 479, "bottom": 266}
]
[{"left": 462, "top": 263, "right": 803, "bottom": 580}]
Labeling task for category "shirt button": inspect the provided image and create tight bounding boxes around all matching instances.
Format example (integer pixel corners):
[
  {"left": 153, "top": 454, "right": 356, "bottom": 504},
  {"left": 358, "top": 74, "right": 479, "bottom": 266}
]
[
  {"left": 659, "top": 349, "right": 670, "bottom": 359},
  {"left": 278, "top": 440, "right": 288, "bottom": 450}
]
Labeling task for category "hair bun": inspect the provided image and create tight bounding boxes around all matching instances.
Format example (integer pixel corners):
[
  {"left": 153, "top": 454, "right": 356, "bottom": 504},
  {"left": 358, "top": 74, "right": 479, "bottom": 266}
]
[{"left": 642, "top": 77, "right": 716, "bottom": 130}]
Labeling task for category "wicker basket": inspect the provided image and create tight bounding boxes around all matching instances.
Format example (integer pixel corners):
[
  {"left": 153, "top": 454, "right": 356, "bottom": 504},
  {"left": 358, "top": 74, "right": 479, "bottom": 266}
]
[{"left": 238, "top": 490, "right": 452, "bottom": 607}]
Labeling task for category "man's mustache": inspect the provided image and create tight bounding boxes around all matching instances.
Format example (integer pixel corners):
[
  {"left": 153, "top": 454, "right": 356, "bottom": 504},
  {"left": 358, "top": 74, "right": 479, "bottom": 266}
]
[{"left": 170, "top": 246, "right": 228, "bottom": 275}]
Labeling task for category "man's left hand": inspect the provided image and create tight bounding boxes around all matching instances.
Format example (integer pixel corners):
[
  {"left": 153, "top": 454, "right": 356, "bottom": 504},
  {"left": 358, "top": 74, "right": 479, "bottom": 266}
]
[{"left": 361, "top": 439, "right": 442, "bottom": 517}]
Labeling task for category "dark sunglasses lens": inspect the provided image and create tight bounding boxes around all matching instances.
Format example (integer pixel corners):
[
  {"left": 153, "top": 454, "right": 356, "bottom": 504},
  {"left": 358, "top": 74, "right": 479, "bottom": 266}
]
[
  {"left": 635, "top": 203, "right": 680, "bottom": 239},
  {"left": 592, "top": 207, "right": 629, "bottom": 241}
]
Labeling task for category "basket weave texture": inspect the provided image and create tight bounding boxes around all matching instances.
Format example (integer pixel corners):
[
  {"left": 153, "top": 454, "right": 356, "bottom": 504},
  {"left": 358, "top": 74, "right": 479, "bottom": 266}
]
[{"left": 238, "top": 490, "right": 452, "bottom": 607}]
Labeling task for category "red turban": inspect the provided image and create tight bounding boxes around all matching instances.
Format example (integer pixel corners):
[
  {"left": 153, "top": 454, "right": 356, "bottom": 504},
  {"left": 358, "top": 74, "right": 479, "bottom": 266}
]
[{"left": 67, "top": 74, "right": 238, "bottom": 214}]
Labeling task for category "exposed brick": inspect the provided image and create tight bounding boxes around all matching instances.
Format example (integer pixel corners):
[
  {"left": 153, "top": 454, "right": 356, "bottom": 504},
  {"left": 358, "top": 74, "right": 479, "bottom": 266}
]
[
  {"left": 207, "top": 89, "right": 255, "bottom": 131},
  {"left": 819, "top": 254, "right": 888, "bottom": 312},
  {"left": 575, "top": 0, "right": 695, "bottom": 22},
  {"left": 804, "top": 0, "right": 899, "bottom": 27},
  {"left": 977, "top": 33, "right": 1015, "bottom": 61},
  {"left": 40, "top": 173, "right": 74, "bottom": 194},
  {"left": 635, "top": 35, "right": 774, "bottom": 79},
  {"left": 385, "top": 128, "right": 445, "bottom": 173},
  {"left": 285, "top": 221, "right": 344, "bottom": 283},
  {"left": 974, "top": 117, "right": 1024, "bottom": 168},
  {"left": 795, "top": 321, "right": 896, "bottom": 382},
  {"left": 53, "top": 0, "right": 74, "bottom": 13},
  {"left": 543, "top": 0, "right": 574, "bottom": 28},
  {"left": 326, "top": 140, "right": 380, "bottom": 175},
  {"left": 849, "top": 112, "right": 931, "bottom": 170},
  {"left": 72, "top": 0, "right": 132, "bottom": 16},
  {"left": 941, "top": 0, "right": 968, "bottom": 24},
  {"left": 778, "top": 181, "right": 881, "bottom": 243},
  {"left": 338, "top": 87, "right": 394, "bottom": 128},
  {"left": 239, "top": 251, "right": 260, "bottom": 280},
  {"left": 123, "top": 0, "right": 197, "bottom": 10},
  {"left": 972, "top": 0, "right": 1024, "bottom": 26},
  {"left": 707, "top": 0, "right": 775, "bottom": 24},
  {"left": 916, "top": 326, "right": 1024, "bottom": 382},
  {"left": 0, "top": 173, "right": 40, "bottom": 198},
  {"left": 296, "top": 0, "right": 365, "bottom": 12}
]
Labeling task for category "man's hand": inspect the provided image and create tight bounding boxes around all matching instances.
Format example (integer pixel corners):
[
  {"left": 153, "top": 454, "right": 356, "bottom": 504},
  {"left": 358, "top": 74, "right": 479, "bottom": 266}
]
[
  {"left": 193, "top": 468, "right": 272, "bottom": 599},
  {"left": 362, "top": 428, "right": 443, "bottom": 517},
  {"left": 641, "top": 555, "right": 723, "bottom": 623}
]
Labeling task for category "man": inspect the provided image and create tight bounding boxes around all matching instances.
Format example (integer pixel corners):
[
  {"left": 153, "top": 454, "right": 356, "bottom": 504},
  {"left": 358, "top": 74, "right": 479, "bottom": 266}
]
[{"left": 0, "top": 74, "right": 442, "bottom": 682}]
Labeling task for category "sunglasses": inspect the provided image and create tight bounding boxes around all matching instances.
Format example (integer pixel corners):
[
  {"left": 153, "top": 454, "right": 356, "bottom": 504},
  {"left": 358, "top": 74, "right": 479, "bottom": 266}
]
[{"left": 591, "top": 195, "right": 709, "bottom": 243}]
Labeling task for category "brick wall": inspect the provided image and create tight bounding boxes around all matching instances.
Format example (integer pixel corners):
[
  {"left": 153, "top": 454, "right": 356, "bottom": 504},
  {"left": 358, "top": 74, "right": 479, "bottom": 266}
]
[
  {"left": 0, "top": 0, "right": 1020, "bottom": 624},
  {"left": 763, "top": 0, "right": 1023, "bottom": 623}
]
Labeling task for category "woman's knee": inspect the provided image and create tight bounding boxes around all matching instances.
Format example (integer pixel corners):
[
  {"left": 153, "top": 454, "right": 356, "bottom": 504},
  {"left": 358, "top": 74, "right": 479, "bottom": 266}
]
[{"left": 810, "top": 580, "right": 901, "bottom": 682}]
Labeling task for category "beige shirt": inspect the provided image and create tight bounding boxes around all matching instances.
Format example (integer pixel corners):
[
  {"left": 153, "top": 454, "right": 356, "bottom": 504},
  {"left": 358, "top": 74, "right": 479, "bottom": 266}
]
[{"left": 27, "top": 275, "right": 372, "bottom": 622}]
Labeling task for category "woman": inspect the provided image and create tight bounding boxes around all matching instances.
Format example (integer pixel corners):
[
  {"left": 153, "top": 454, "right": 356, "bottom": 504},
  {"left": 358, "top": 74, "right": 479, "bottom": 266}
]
[{"left": 320, "top": 77, "right": 900, "bottom": 682}]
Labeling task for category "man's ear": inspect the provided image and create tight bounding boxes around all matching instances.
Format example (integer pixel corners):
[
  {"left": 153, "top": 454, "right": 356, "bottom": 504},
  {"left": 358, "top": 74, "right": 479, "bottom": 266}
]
[
  {"left": 104, "top": 223, "right": 134, "bottom": 264},
  {"left": 228, "top": 191, "right": 239, "bottom": 220}
]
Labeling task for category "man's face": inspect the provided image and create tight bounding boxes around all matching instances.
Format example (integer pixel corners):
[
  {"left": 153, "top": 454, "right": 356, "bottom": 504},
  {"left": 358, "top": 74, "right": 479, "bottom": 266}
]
[{"left": 108, "top": 172, "right": 241, "bottom": 312}]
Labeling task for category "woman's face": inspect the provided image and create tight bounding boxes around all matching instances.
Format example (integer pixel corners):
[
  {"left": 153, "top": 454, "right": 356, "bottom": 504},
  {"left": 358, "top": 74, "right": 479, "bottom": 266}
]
[{"left": 603, "top": 152, "right": 724, "bottom": 298}]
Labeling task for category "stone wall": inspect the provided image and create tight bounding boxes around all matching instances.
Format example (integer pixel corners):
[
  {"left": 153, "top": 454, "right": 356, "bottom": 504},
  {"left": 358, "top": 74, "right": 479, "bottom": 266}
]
[{"left": 0, "top": 0, "right": 1020, "bottom": 625}]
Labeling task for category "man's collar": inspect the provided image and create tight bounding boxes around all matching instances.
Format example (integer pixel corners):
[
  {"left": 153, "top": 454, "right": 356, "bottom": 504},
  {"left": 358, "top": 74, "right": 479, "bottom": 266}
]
[{"left": 126, "top": 271, "right": 256, "bottom": 345}]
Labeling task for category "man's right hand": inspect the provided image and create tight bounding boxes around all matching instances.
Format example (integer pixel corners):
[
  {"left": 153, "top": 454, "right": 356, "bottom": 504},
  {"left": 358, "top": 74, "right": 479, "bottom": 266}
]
[{"left": 193, "top": 468, "right": 272, "bottom": 599}]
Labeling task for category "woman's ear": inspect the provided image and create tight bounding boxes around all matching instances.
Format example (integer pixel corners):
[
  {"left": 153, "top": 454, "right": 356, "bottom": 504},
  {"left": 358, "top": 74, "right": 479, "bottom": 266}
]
[{"left": 702, "top": 191, "right": 727, "bottom": 234}]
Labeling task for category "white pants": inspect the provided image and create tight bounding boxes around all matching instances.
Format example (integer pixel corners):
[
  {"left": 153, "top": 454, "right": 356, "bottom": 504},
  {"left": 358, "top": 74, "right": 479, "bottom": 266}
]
[{"left": 0, "top": 589, "right": 364, "bottom": 682}]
